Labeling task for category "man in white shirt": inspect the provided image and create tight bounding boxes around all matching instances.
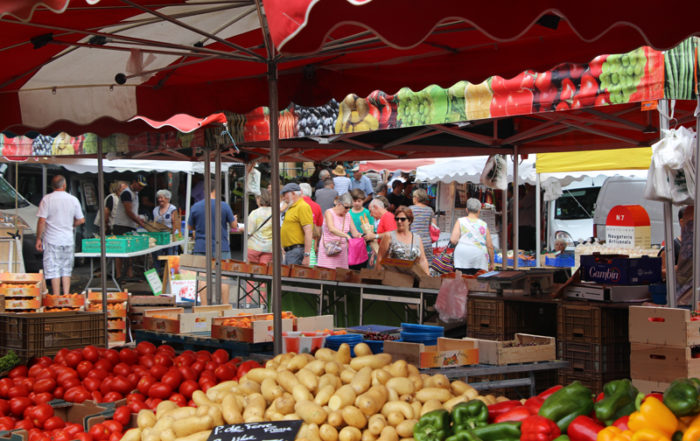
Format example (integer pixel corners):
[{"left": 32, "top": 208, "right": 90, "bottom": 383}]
[{"left": 36, "top": 175, "right": 85, "bottom": 295}]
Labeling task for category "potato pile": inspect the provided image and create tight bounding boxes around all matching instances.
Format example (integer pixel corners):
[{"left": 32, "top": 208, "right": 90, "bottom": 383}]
[{"left": 121, "top": 342, "right": 508, "bottom": 441}]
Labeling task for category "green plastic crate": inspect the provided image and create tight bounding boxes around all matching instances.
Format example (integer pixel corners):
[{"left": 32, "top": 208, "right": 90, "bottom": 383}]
[
  {"left": 82, "top": 235, "right": 149, "bottom": 253},
  {"left": 144, "top": 231, "right": 170, "bottom": 245},
  {"left": 81, "top": 238, "right": 101, "bottom": 253}
]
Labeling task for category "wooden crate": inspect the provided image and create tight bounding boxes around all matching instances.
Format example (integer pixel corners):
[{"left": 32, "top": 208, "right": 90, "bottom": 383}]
[
  {"left": 128, "top": 295, "right": 177, "bottom": 329},
  {"left": 464, "top": 333, "right": 556, "bottom": 365},
  {"left": 630, "top": 343, "right": 700, "bottom": 382},
  {"left": 629, "top": 305, "right": 700, "bottom": 347}
]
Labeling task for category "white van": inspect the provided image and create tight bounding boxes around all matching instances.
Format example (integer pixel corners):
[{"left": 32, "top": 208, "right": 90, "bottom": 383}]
[
  {"left": 593, "top": 176, "right": 680, "bottom": 246},
  {"left": 0, "top": 174, "right": 41, "bottom": 271},
  {"left": 547, "top": 177, "right": 604, "bottom": 249}
]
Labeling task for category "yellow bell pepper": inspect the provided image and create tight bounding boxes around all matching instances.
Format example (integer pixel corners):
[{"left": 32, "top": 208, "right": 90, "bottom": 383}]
[
  {"left": 628, "top": 397, "right": 678, "bottom": 438},
  {"left": 631, "top": 429, "right": 671, "bottom": 441},
  {"left": 598, "top": 426, "right": 634, "bottom": 441},
  {"left": 683, "top": 414, "right": 700, "bottom": 441}
]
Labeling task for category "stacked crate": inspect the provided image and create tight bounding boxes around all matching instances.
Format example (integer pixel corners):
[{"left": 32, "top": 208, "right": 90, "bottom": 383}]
[
  {"left": 0, "top": 273, "right": 43, "bottom": 312},
  {"left": 128, "top": 294, "right": 176, "bottom": 333},
  {"left": 628, "top": 306, "right": 700, "bottom": 394},
  {"left": 43, "top": 294, "right": 85, "bottom": 311},
  {"left": 557, "top": 301, "right": 630, "bottom": 393},
  {"left": 86, "top": 291, "right": 128, "bottom": 345}
]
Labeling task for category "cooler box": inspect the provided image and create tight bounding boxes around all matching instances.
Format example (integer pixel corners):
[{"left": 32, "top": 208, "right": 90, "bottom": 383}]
[{"left": 580, "top": 254, "right": 661, "bottom": 285}]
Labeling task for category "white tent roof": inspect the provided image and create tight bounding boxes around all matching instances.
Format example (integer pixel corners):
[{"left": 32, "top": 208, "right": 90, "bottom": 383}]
[
  {"left": 415, "top": 156, "right": 537, "bottom": 185},
  {"left": 3, "top": 157, "right": 242, "bottom": 174},
  {"left": 540, "top": 169, "right": 648, "bottom": 187}
]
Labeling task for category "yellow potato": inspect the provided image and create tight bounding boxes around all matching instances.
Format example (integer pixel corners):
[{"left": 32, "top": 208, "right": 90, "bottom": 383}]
[
  {"left": 339, "top": 427, "right": 362, "bottom": 441},
  {"left": 261, "top": 377, "right": 284, "bottom": 403},
  {"left": 162, "top": 406, "right": 196, "bottom": 420},
  {"left": 329, "top": 385, "right": 357, "bottom": 411},
  {"left": 362, "top": 430, "right": 377, "bottom": 441},
  {"left": 341, "top": 405, "right": 368, "bottom": 429},
  {"left": 315, "top": 384, "right": 336, "bottom": 406},
  {"left": 288, "top": 354, "right": 310, "bottom": 372},
  {"left": 295, "top": 400, "right": 329, "bottom": 425},
  {"left": 159, "top": 428, "right": 175, "bottom": 441},
  {"left": 386, "top": 411, "right": 404, "bottom": 427},
  {"left": 327, "top": 410, "right": 344, "bottom": 428},
  {"left": 141, "top": 428, "right": 158, "bottom": 441},
  {"left": 278, "top": 370, "right": 301, "bottom": 393},
  {"left": 356, "top": 386, "right": 388, "bottom": 416},
  {"left": 414, "top": 388, "right": 452, "bottom": 403},
  {"left": 420, "top": 400, "right": 442, "bottom": 416},
  {"left": 315, "top": 348, "right": 338, "bottom": 362},
  {"left": 274, "top": 393, "right": 296, "bottom": 414},
  {"left": 353, "top": 342, "right": 373, "bottom": 357},
  {"left": 319, "top": 373, "right": 342, "bottom": 390},
  {"left": 395, "top": 420, "right": 416, "bottom": 438},
  {"left": 238, "top": 380, "right": 261, "bottom": 395},
  {"left": 222, "top": 394, "right": 243, "bottom": 424},
  {"left": 381, "top": 401, "right": 413, "bottom": 419},
  {"left": 340, "top": 368, "right": 357, "bottom": 385},
  {"left": 426, "top": 374, "right": 450, "bottom": 389},
  {"left": 443, "top": 396, "right": 468, "bottom": 412},
  {"left": 192, "top": 390, "right": 218, "bottom": 408},
  {"left": 244, "top": 367, "right": 277, "bottom": 383},
  {"left": 153, "top": 415, "right": 175, "bottom": 433},
  {"left": 336, "top": 344, "right": 352, "bottom": 365},
  {"left": 378, "top": 426, "right": 398, "bottom": 441},
  {"left": 137, "top": 409, "right": 156, "bottom": 429},
  {"left": 324, "top": 361, "right": 341, "bottom": 375},
  {"left": 306, "top": 359, "right": 326, "bottom": 376},
  {"left": 371, "top": 369, "right": 392, "bottom": 386},
  {"left": 450, "top": 380, "right": 472, "bottom": 396},
  {"left": 388, "top": 360, "right": 408, "bottom": 378},
  {"left": 121, "top": 428, "right": 141, "bottom": 441},
  {"left": 297, "top": 368, "right": 319, "bottom": 393},
  {"left": 320, "top": 424, "right": 339, "bottom": 441},
  {"left": 350, "top": 354, "right": 392, "bottom": 371},
  {"left": 386, "top": 378, "right": 414, "bottom": 396},
  {"left": 172, "top": 415, "right": 213, "bottom": 438},
  {"left": 408, "top": 375, "right": 423, "bottom": 391},
  {"left": 173, "top": 430, "right": 212, "bottom": 441},
  {"left": 410, "top": 401, "right": 422, "bottom": 419},
  {"left": 156, "top": 401, "right": 179, "bottom": 418},
  {"left": 368, "top": 414, "right": 387, "bottom": 435},
  {"left": 293, "top": 383, "right": 314, "bottom": 402},
  {"left": 351, "top": 367, "right": 372, "bottom": 394}
]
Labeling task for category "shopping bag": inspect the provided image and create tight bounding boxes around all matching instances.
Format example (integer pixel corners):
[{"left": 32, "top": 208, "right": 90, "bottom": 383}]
[
  {"left": 430, "top": 247, "right": 454, "bottom": 275},
  {"left": 323, "top": 239, "right": 343, "bottom": 256},
  {"left": 348, "top": 237, "right": 369, "bottom": 266},
  {"left": 429, "top": 223, "right": 440, "bottom": 243},
  {"left": 480, "top": 154, "right": 507, "bottom": 190},
  {"left": 435, "top": 274, "right": 468, "bottom": 323}
]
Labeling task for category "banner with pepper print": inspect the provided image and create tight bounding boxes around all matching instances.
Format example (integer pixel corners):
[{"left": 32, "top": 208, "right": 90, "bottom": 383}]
[{"left": 0, "top": 38, "right": 697, "bottom": 159}]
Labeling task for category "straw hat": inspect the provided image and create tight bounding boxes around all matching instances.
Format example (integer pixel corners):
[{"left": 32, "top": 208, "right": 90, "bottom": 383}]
[{"left": 332, "top": 165, "right": 347, "bottom": 176}]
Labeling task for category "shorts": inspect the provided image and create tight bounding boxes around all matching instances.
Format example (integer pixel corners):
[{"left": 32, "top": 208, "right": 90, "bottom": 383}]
[
  {"left": 112, "top": 225, "right": 135, "bottom": 235},
  {"left": 43, "top": 243, "right": 75, "bottom": 279}
]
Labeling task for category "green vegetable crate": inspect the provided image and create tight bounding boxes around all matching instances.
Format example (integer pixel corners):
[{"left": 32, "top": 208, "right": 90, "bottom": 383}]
[
  {"left": 81, "top": 235, "right": 149, "bottom": 253},
  {"left": 142, "top": 231, "right": 170, "bottom": 245}
]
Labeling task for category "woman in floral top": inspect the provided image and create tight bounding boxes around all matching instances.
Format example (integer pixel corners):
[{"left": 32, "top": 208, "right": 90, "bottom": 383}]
[{"left": 450, "top": 198, "right": 495, "bottom": 274}]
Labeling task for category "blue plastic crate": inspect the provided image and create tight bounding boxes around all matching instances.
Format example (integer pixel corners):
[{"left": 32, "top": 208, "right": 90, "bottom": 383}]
[
  {"left": 347, "top": 325, "right": 400, "bottom": 334},
  {"left": 545, "top": 255, "right": 575, "bottom": 267},
  {"left": 362, "top": 339, "right": 384, "bottom": 354},
  {"left": 401, "top": 323, "right": 444, "bottom": 336},
  {"left": 649, "top": 283, "right": 667, "bottom": 305},
  {"left": 494, "top": 254, "right": 536, "bottom": 267},
  {"left": 400, "top": 330, "right": 438, "bottom": 346}
]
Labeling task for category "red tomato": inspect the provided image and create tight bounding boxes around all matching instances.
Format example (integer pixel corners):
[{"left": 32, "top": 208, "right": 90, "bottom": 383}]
[
  {"left": 157, "top": 345, "right": 175, "bottom": 356},
  {"left": 236, "top": 361, "right": 261, "bottom": 378},
  {"left": 31, "top": 393, "right": 53, "bottom": 404},
  {"left": 112, "top": 363, "right": 131, "bottom": 378},
  {"left": 8, "top": 385, "right": 29, "bottom": 399},
  {"left": 16, "top": 377, "right": 34, "bottom": 391},
  {"left": 168, "top": 393, "right": 186, "bottom": 407},
  {"left": 82, "top": 377, "right": 101, "bottom": 392},
  {"left": 161, "top": 369, "right": 182, "bottom": 390},
  {"left": 43, "top": 416, "right": 64, "bottom": 430},
  {"left": 0, "top": 415, "right": 15, "bottom": 429},
  {"left": 90, "top": 391, "right": 103, "bottom": 403},
  {"left": 64, "top": 422, "right": 84, "bottom": 437},
  {"left": 87, "top": 369, "right": 109, "bottom": 381},
  {"left": 76, "top": 361, "right": 94, "bottom": 379},
  {"left": 211, "top": 349, "right": 229, "bottom": 365},
  {"left": 53, "top": 387, "right": 64, "bottom": 400},
  {"left": 28, "top": 403, "right": 54, "bottom": 428},
  {"left": 131, "top": 366, "right": 149, "bottom": 378},
  {"left": 149, "top": 365, "right": 168, "bottom": 380},
  {"left": 0, "top": 378, "right": 13, "bottom": 398},
  {"left": 32, "top": 378, "right": 56, "bottom": 394},
  {"left": 28, "top": 365, "right": 44, "bottom": 378},
  {"left": 153, "top": 354, "right": 173, "bottom": 368},
  {"left": 60, "top": 376, "right": 81, "bottom": 391},
  {"left": 126, "top": 392, "right": 145, "bottom": 403},
  {"left": 147, "top": 383, "right": 172, "bottom": 399},
  {"left": 108, "top": 433, "right": 121, "bottom": 441},
  {"left": 137, "top": 376, "right": 156, "bottom": 396},
  {"left": 138, "top": 355, "right": 155, "bottom": 369},
  {"left": 57, "top": 369, "right": 78, "bottom": 384},
  {"left": 54, "top": 349, "right": 69, "bottom": 366},
  {"left": 0, "top": 399, "right": 8, "bottom": 415},
  {"left": 93, "top": 359, "right": 112, "bottom": 373},
  {"left": 64, "top": 350, "right": 83, "bottom": 368},
  {"left": 99, "top": 377, "right": 113, "bottom": 395},
  {"left": 63, "top": 386, "right": 89, "bottom": 403},
  {"left": 102, "top": 392, "right": 123, "bottom": 402},
  {"left": 89, "top": 423, "right": 108, "bottom": 441},
  {"left": 214, "top": 364, "right": 236, "bottom": 381},
  {"left": 190, "top": 361, "right": 205, "bottom": 376},
  {"left": 119, "top": 348, "right": 138, "bottom": 366},
  {"left": 174, "top": 353, "right": 194, "bottom": 367},
  {"left": 82, "top": 346, "right": 99, "bottom": 363},
  {"left": 14, "top": 418, "right": 34, "bottom": 430},
  {"left": 127, "top": 373, "right": 139, "bottom": 389},
  {"left": 8, "top": 366, "right": 28, "bottom": 379},
  {"left": 198, "top": 371, "right": 215, "bottom": 385},
  {"left": 103, "top": 420, "right": 122, "bottom": 435},
  {"left": 177, "top": 366, "right": 197, "bottom": 382},
  {"left": 128, "top": 400, "right": 147, "bottom": 413},
  {"left": 112, "top": 406, "right": 131, "bottom": 426},
  {"left": 204, "top": 361, "right": 218, "bottom": 372},
  {"left": 110, "top": 376, "right": 132, "bottom": 395},
  {"left": 54, "top": 430, "right": 72, "bottom": 441},
  {"left": 178, "top": 380, "right": 199, "bottom": 399},
  {"left": 36, "top": 357, "right": 52, "bottom": 368},
  {"left": 103, "top": 350, "right": 120, "bottom": 366},
  {"left": 144, "top": 398, "right": 162, "bottom": 410},
  {"left": 35, "top": 369, "right": 55, "bottom": 380},
  {"left": 199, "top": 380, "right": 215, "bottom": 392},
  {"left": 75, "top": 432, "right": 94, "bottom": 441},
  {"left": 136, "top": 342, "right": 156, "bottom": 356}
]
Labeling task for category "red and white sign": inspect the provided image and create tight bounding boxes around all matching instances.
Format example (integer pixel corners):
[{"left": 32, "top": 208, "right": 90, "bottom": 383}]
[{"left": 605, "top": 205, "right": 651, "bottom": 248}]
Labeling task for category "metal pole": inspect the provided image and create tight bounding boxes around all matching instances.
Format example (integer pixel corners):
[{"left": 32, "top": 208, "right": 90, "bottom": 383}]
[
  {"left": 658, "top": 100, "right": 677, "bottom": 306},
  {"left": 268, "top": 59, "right": 283, "bottom": 355},
  {"left": 203, "top": 148, "right": 212, "bottom": 306},
  {"left": 536, "top": 173, "right": 541, "bottom": 267},
  {"left": 41, "top": 165, "right": 47, "bottom": 198},
  {"left": 243, "top": 165, "right": 249, "bottom": 262},
  {"left": 513, "top": 148, "right": 519, "bottom": 270},
  {"left": 693, "top": 108, "right": 700, "bottom": 310},
  {"left": 96, "top": 140, "right": 108, "bottom": 348},
  {"left": 215, "top": 149, "right": 222, "bottom": 305},
  {"left": 501, "top": 187, "right": 508, "bottom": 270},
  {"left": 184, "top": 173, "right": 192, "bottom": 253}
]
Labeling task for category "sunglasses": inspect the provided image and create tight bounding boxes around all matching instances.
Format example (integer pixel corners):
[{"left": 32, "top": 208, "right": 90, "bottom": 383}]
[{"left": 395, "top": 217, "right": 409, "bottom": 222}]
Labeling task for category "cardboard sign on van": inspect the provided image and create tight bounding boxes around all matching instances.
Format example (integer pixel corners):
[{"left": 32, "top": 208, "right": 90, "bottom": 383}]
[{"left": 605, "top": 205, "right": 651, "bottom": 249}]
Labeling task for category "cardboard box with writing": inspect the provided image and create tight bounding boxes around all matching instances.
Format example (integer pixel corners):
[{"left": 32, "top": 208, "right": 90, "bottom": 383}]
[
  {"left": 629, "top": 306, "right": 700, "bottom": 347},
  {"left": 128, "top": 295, "right": 177, "bottom": 329},
  {"left": 211, "top": 313, "right": 293, "bottom": 343},
  {"left": 295, "top": 314, "right": 335, "bottom": 332},
  {"left": 463, "top": 333, "right": 556, "bottom": 365},
  {"left": 630, "top": 343, "right": 700, "bottom": 382},
  {"left": 142, "top": 304, "right": 233, "bottom": 334},
  {"left": 178, "top": 254, "right": 207, "bottom": 269},
  {"left": 248, "top": 262, "right": 268, "bottom": 275},
  {"left": 383, "top": 338, "right": 478, "bottom": 369},
  {"left": 0, "top": 283, "right": 41, "bottom": 297}
]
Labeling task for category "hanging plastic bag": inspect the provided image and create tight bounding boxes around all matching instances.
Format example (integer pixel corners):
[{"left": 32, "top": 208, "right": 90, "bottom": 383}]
[
  {"left": 435, "top": 274, "right": 468, "bottom": 323},
  {"left": 644, "top": 156, "right": 674, "bottom": 202},
  {"left": 480, "top": 154, "right": 508, "bottom": 190},
  {"left": 429, "top": 223, "right": 440, "bottom": 243},
  {"left": 347, "top": 237, "right": 368, "bottom": 266}
]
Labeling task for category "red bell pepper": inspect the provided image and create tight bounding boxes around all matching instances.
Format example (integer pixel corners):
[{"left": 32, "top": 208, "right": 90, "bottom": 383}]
[
  {"left": 520, "top": 415, "right": 561, "bottom": 441},
  {"left": 494, "top": 406, "right": 532, "bottom": 423},
  {"left": 567, "top": 415, "right": 604, "bottom": 441},
  {"left": 487, "top": 400, "right": 523, "bottom": 422},
  {"left": 538, "top": 385, "right": 563, "bottom": 400},
  {"left": 524, "top": 396, "right": 544, "bottom": 415},
  {"left": 612, "top": 415, "right": 629, "bottom": 431}
]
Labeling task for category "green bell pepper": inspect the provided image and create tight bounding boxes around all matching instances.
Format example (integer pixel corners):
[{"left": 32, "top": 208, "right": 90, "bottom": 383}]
[
  {"left": 594, "top": 379, "right": 639, "bottom": 425},
  {"left": 414, "top": 410, "right": 453, "bottom": 441},
  {"left": 451, "top": 400, "right": 489, "bottom": 432},
  {"left": 470, "top": 422, "right": 521, "bottom": 441},
  {"left": 552, "top": 436, "right": 570, "bottom": 441},
  {"left": 538, "top": 381, "right": 594, "bottom": 432},
  {"left": 445, "top": 430, "right": 483, "bottom": 441},
  {"left": 663, "top": 378, "right": 700, "bottom": 417}
]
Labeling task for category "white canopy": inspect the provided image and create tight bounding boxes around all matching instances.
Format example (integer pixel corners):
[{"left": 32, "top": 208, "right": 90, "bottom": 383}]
[
  {"left": 4, "top": 157, "right": 242, "bottom": 174},
  {"left": 415, "top": 156, "right": 537, "bottom": 185}
]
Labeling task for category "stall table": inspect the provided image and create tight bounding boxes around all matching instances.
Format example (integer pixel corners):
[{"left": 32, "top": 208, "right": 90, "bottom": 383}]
[
  {"left": 133, "top": 328, "right": 272, "bottom": 360},
  {"left": 76, "top": 240, "right": 185, "bottom": 292}
]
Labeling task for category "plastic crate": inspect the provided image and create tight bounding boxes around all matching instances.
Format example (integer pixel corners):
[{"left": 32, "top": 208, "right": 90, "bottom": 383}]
[
  {"left": 0, "top": 312, "right": 105, "bottom": 361},
  {"left": 362, "top": 339, "right": 384, "bottom": 354},
  {"left": 142, "top": 231, "right": 170, "bottom": 245},
  {"left": 557, "top": 369, "right": 621, "bottom": 395},
  {"left": 558, "top": 341, "right": 630, "bottom": 376},
  {"left": 467, "top": 296, "right": 519, "bottom": 339},
  {"left": 106, "top": 236, "right": 149, "bottom": 253},
  {"left": 81, "top": 238, "right": 101, "bottom": 253},
  {"left": 557, "top": 303, "right": 629, "bottom": 344}
]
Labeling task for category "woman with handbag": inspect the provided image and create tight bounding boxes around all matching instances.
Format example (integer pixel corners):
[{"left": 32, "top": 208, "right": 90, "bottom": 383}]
[
  {"left": 247, "top": 188, "right": 273, "bottom": 265},
  {"left": 450, "top": 198, "right": 495, "bottom": 274},
  {"left": 409, "top": 188, "right": 436, "bottom": 263},
  {"left": 317, "top": 193, "right": 362, "bottom": 269},
  {"left": 376, "top": 206, "right": 430, "bottom": 275}
]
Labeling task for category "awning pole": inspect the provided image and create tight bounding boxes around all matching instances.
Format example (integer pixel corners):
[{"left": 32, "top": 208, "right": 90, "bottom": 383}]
[
  {"left": 215, "top": 148, "right": 222, "bottom": 305},
  {"left": 204, "top": 148, "right": 212, "bottom": 306},
  {"left": 501, "top": 187, "right": 508, "bottom": 270},
  {"left": 243, "top": 164, "right": 249, "bottom": 263},
  {"left": 693, "top": 103, "right": 700, "bottom": 310},
  {"left": 659, "top": 100, "right": 677, "bottom": 307},
  {"left": 513, "top": 148, "right": 519, "bottom": 270},
  {"left": 97, "top": 139, "right": 108, "bottom": 348},
  {"left": 184, "top": 173, "right": 191, "bottom": 253},
  {"left": 268, "top": 59, "right": 283, "bottom": 354},
  {"left": 536, "top": 173, "right": 541, "bottom": 267}
]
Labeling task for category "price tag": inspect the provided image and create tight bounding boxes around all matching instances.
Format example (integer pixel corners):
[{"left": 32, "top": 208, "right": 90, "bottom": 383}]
[
  {"left": 144, "top": 268, "right": 163, "bottom": 296},
  {"left": 207, "top": 421, "right": 302, "bottom": 441}
]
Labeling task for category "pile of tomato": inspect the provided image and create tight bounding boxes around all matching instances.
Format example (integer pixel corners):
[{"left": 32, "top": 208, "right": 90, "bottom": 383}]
[{"left": 0, "top": 342, "right": 262, "bottom": 441}]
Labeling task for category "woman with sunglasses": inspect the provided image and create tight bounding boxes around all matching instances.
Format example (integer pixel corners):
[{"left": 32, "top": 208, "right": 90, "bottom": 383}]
[
  {"left": 317, "top": 193, "right": 362, "bottom": 269},
  {"left": 376, "top": 206, "right": 430, "bottom": 275}
]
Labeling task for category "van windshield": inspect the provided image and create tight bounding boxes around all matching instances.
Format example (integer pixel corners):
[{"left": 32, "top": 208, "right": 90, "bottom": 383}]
[
  {"left": 0, "top": 176, "right": 30, "bottom": 209},
  {"left": 555, "top": 187, "right": 600, "bottom": 220}
]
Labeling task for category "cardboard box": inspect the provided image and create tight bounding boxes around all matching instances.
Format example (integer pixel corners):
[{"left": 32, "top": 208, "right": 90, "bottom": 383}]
[
  {"left": 630, "top": 343, "right": 700, "bottom": 382},
  {"left": 383, "top": 338, "right": 479, "bottom": 369},
  {"left": 580, "top": 254, "right": 661, "bottom": 285},
  {"left": 128, "top": 294, "right": 176, "bottom": 307},
  {"left": 335, "top": 268, "right": 361, "bottom": 283},
  {"left": 629, "top": 306, "right": 700, "bottom": 347},
  {"left": 315, "top": 267, "right": 336, "bottom": 280},
  {"left": 465, "top": 277, "right": 492, "bottom": 293},
  {"left": 266, "top": 264, "right": 291, "bottom": 277},
  {"left": 87, "top": 291, "right": 128, "bottom": 302},
  {"left": 632, "top": 379, "right": 671, "bottom": 395},
  {"left": 0, "top": 284, "right": 41, "bottom": 297},
  {"left": 419, "top": 276, "right": 442, "bottom": 290},
  {"left": 290, "top": 265, "right": 316, "bottom": 279},
  {"left": 381, "top": 257, "right": 428, "bottom": 279},
  {"left": 296, "top": 314, "right": 334, "bottom": 332},
  {"left": 0, "top": 273, "right": 43, "bottom": 283},
  {"left": 211, "top": 314, "right": 294, "bottom": 343},
  {"left": 382, "top": 270, "right": 415, "bottom": 287},
  {"left": 463, "top": 333, "right": 556, "bottom": 365},
  {"left": 360, "top": 268, "right": 384, "bottom": 282},
  {"left": 178, "top": 254, "right": 207, "bottom": 268},
  {"left": 142, "top": 305, "right": 232, "bottom": 333}
]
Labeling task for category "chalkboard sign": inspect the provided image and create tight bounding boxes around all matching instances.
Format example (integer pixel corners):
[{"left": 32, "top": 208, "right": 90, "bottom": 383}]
[{"left": 207, "top": 421, "right": 302, "bottom": 441}]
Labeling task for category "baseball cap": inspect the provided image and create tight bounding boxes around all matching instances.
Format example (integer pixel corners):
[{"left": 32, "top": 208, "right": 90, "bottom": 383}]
[
  {"left": 280, "top": 182, "right": 301, "bottom": 194},
  {"left": 351, "top": 164, "right": 360, "bottom": 172},
  {"left": 136, "top": 175, "right": 148, "bottom": 187}
]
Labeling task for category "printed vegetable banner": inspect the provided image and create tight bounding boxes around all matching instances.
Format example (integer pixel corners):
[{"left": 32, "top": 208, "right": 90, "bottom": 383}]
[{"left": 0, "top": 38, "right": 696, "bottom": 159}]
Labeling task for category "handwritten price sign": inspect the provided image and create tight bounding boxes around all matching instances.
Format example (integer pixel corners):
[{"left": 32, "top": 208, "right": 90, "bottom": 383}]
[{"left": 208, "top": 421, "right": 302, "bottom": 441}]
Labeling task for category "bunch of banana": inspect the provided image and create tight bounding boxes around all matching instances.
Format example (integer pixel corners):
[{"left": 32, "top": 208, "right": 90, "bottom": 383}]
[{"left": 335, "top": 94, "right": 380, "bottom": 133}]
